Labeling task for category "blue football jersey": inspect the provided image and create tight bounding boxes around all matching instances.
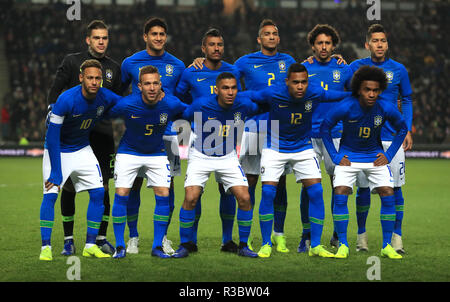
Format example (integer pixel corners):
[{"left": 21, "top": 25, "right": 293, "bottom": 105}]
[
  {"left": 182, "top": 94, "right": 260, "bottom": 156},
  {"left": 349, "top": 57, "right": 413, "bottom": 141},
  {"left": 47, "top": 85, "right": 121, "bottom": 152},
  {"left": 107, "top": 93, "right": 187, "bottom": 156},
  {"left": 176, "top": 61, "right": 241, "bottom": 102},
  {"left": 302, "top": 57, "right": 353, "bottom": 138},
  {"left": 246, "top": 84, "right": 351, "bottom": 153},
  {"left": 234, "top": 51, "right": 296, "bottom": 132},
  {"left": 320, "top": 96, "right": 408, "bottom": 164}
]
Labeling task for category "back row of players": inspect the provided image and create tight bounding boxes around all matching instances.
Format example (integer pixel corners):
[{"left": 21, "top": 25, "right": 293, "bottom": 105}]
[{"left": 39, "top": 17, "right": 412, "bottom": 260}]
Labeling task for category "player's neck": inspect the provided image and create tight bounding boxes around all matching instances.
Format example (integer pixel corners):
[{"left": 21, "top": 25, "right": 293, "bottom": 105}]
[
  {"left": 88, "top": 47, "right": 105, "bottom": 59},
  {"left": 146, "top": 47, "right": 165, "bottom": 57},
  {"left": 370, "top": 55, "right": 386, "bottom": 63},
  {"left": 81, "top": 88, "right": 97, "bottom": 101},
  {"left": 204, "top": 59, "right": 222, "bottom": 70},
  {"left": 142, "top": 91, "right": 164, "bottom": 106},
  {"left": 261, "top": 47, "right": 278, "bottom": 56},
  {"left": 313, "top": 55, "right": 332, "bottom": 63}
]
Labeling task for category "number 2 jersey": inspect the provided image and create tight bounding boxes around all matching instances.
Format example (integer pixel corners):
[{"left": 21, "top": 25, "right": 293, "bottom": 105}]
[{"left": 320, "top": 96, "right": 408, "bottom": 164}]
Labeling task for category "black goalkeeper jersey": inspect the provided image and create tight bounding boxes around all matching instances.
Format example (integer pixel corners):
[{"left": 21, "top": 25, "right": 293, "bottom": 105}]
[{"left": 47, "top": 50, "right": 122, "bottom": 136}]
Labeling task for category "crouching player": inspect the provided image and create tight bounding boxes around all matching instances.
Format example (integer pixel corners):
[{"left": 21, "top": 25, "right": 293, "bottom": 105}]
[
  {"left": 320, "top": 66, "right": 408, "bottom": 259},
  {"left": 107, "top": 65, "right": 187, "bottom": 258},
  {"left": 39, "top": 59, "right": 121, "bottom": 260}
]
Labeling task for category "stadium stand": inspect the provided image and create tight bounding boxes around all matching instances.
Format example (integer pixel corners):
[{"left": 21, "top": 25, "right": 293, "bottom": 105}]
[{"left": 1, "top": 0, "right": 448, "bottom": 144}]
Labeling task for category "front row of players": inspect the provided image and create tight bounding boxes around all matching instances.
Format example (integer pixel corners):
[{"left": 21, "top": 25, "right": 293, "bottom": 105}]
[{"left": 39, "top": 59, "right": 407, "bottom": 260}]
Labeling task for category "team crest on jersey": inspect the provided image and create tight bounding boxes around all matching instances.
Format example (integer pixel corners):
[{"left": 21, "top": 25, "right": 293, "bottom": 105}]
[
  {"left": 332, "top": 70, "right": 341, "bottom": 81},
  {"left": 96, "top": 106, "right": 104, "bottom": 117},
  {"left": 234, "top": 112, "right": 242, "bottom": 124},
  {"left": 278, "top": 61, "right": 286, "bottom": 71},
  {"left": 165, "top": 64, "right": 174, "bottom": 75},
  {"left": 385, "top": 71, "right": 394, "bottom": 83},
  {"left": 374, "top": 115, "right": 383, "bottom": 127},
  {"left": 160, "top": 113, "right": 168, "bottom": 124},
  {"left": 305, "top": 101, "right": 313, "bottom": 112},
  {"left": 105, "top": 69, "right": 113, "bottom": 82}
]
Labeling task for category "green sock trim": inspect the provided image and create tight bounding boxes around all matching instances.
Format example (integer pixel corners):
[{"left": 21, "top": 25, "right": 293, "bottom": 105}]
[
  {"left": 112, "top": 216, "right": 127, "bottom": 224},
  {"left": 87, "top": 220, "right": 101, "bottom": 229},
  {"left": 237, "top": 219, "right": 252, "bottom": 227},
  {"left": 40, "top": 220, "right": 54, "bottom": 228},
  {"left": 333, "top": 214, "right": 350, "bottom": 221},
  {"left": 380, "top": 214, "right": 396, "bottom": 221},
  {"left": 259, "top": 214, "right": 274, "bottom": 222},
  {"left": 61, "top": 215, "right": 74, "bottom": 222},
  {"left": 154, "top": 214, "right": 170, "bottom": 222},
  {"left": 356, "top": 205, "right": 370, "bottom": 212},
  {"left": 310, "top": 216, "right": 324, "bottom": 225},
  {"left": 180, "top": 221, "right": 195, "bottom": 228},
  {"left": 127, "top": 214, "right": 138, "bottom": 222}
]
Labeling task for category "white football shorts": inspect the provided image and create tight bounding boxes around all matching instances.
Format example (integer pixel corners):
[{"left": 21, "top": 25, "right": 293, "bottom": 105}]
[
  {"left": 382, "top": 140, "right": 405, "bottom": 187},
  {"left": 260, "top": 148, "right": 322, "bottom": 183},
  {"left": 312, "top": 137, "right": 340, "bottom": 175},
  {"left": 185, "top": 148, "right": 248, "bottom": 192},
  {"left": 42, "top": 146, "right": 103, "bottom": 194},
  {"left": 114, "top": 153, "right": 171, "bottom": 189},
  {"left": 334, "top": 162, "right": 394, "bottom": 194}
]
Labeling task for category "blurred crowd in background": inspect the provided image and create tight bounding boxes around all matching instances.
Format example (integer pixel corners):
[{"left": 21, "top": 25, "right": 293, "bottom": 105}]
[{"left": 1, "top": 0, "right": 448, "bottom": 145}]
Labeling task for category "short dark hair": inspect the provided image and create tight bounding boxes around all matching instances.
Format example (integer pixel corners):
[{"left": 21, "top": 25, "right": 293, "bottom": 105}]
[
  {"left": 351, "top": 65, "right": 388, "bottom": 96},
  {"left": 86, "top": 20, "right": 108, "bottom": 37},
  {"left": 258, "top": 19, "right": 277, "bottom": 36},
  {"left": 366, "top": 23, "right": 387, "bottom": 41},
  {"left": 216, "top": 72, "right": 236, "bottom": 86},
  {"left": 138, "top": 65, "right": 160, "bottom": 82},
  {"left": 307, "top": 24, "right": 340, "bottom": 47},
  {"left": 143, "top": 17, "right": 168, "bottom": 35},
  {"left": 80, "top": 59, "right": 102, "bottom": 73},
  {"left": 202, "top": 28, "right": 223, "bottom": 46},
  {"left": 287, "top": 63, "right": 307, "bottom": 78}
]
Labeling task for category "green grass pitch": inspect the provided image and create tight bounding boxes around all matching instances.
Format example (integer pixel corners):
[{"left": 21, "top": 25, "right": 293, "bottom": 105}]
[{"left": 0, "top": 157, "right": 449, "bottom": 282}]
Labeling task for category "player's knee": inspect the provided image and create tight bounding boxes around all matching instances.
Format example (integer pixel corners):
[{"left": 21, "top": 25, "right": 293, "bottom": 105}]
[
  {"left": 153, "top": 186, "right": 169, "bottom": 197},
  {"left": 334, "top": 186, "right": 351, "bottom": 196},
  {"left": 235, "top": 192, "right": 252, "bottom": 211},
  {"left": 377, "top": 186, "right": 394, "bottom": 197},
  {"left": 116, "top": 187, "right": 131, "bottom": 196}
]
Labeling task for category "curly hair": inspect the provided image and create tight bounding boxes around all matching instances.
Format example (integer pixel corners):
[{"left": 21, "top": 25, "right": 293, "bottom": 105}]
[
  {"left": 351, "top": 65, "right": 388, "bottom": 96},
  {"left": 307, "top": 24, "right": 340, "bottom": 47}
]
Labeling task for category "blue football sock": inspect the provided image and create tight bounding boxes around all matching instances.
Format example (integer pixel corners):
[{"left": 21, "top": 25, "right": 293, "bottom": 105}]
[
  {"left": 248, "top": 185, "right": 256, "bottom": 209},
  {"left": 179, "top": 207, "right": 195, "bottom": 244},
  {"left": 153, "top": 195, "right": 170, "bottom": 249},
  {"left": 40, "top": 193, "right": 58, "bottom": 246},
  {"left": 300, "top": 188, "right": 310, "bottom": 236},
  {"left": 356, "top": 187, "right": 371, "bottom": 234},
  {"left": 259, "top": 184, "right": 276, "bottom": 246},
  {"left": 333, "top": 194, "right": 349, "bottom": 247},
  {"left": 393, "top": 187, "right": 404, "bottom": 236},
  {"left": 306, "top": 183, "right": 325, "bottom": 248},
  {"left": 112, "top": 193, "right": 128, "bottom": 248},
  {"left": 380, "top": 195, "right": 396, "bottom": 248},
  {"left": 127, "top": 189, "right": 140, "bottom": 238},
  {"left": 220, "top": 192, "right": 236, "bottom": 244},
  {"left": 192, "top": 197, "right": 201, "bottom": 244},
  {"left": 237, "top": 208, "right": 253, "bottom": 244},
  {"left": 86, "top": 187, "right": 105, "bottom": 244},
  {"left": 273, "top": 183, "right": 287, "bottom": 233}
]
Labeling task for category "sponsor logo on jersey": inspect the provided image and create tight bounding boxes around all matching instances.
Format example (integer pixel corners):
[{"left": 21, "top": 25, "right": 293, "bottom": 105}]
[
  {"left": 197, "top": 78, "right": 207, "bottom": 82},
  {"left": 253, "top": 64, "right": 263, "bottom": 69}
]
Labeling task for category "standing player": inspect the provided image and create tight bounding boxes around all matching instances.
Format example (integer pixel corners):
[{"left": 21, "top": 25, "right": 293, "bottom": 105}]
[
  {"left": 107, "top": 66, "right": 187, "bottom": 258},
  {"left": 172, "top": 72, "right": 260, "bottom": 258},
  {"left": 234, "top": 19, "right": 296, "bottom": 253},
  {"left": 349, "top": 24, "right": 413, "bottom": 253},
  {"left": 320, "top": 65, "right": 408, "bottom": 259},
  {"left": 176, "top": 28, "right": 242, "bottom": 253},
  {"left": 298, "top": 24, "right": 353, "bottom": 252},
  {"left": 120, "top": 17, "right": 185, "bottom": 255},
  {"left": 46, "top": 20, "right": 121, "bottom": 256},
  {"left": 246, "top": 63, "right": 350, "bottom": 258},
  {"left": 39, "top": 59, "right": 121, "bottom": 261}
]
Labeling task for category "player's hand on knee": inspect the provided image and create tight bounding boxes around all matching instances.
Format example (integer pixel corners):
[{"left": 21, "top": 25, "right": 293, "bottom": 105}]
[
  {"left": 45, "top": 180, "right": 59, "bottom": 192},
  {"left": 339, "top": 155, "right": 351, "bottom": 166},
  {"left": 374, "top": 153, "right": 388, "bottom": 166}
]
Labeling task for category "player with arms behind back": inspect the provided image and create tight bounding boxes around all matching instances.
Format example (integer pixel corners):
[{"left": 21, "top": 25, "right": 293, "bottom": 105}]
[{"left": 320, "top": 65, "right": 407, "bottom": 259}]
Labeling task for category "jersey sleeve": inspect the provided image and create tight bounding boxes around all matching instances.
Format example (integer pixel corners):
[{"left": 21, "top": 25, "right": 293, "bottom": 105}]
[
  {"left": 175, "top": 69, "right": 192, "bottom": 101},
  {"left": 312, "top": 84, "right": 352, "bottom": 102},
  {"left": 398, "top": 65, "right": 413, "bottom": 131},
  {"left": 243, "top": 87, "right": 273, "bottom": 104},
  {"left": 383, "top": 103, "right": 408, "bottom": 162},
  {"left": 120, "top": 58, "right": 132, "bottom": 95},
  {"left": 182, "top": 98, "right": 202, "bottom": 121},
  {"left": 320, "top": 102, "right": 348, "bottom": 165},
  {"left": 170, "top": 97, "right": 189, "bottom": 120}
]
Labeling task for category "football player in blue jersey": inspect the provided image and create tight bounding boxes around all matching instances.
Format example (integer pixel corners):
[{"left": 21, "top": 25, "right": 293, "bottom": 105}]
[
  {"left": 108, "top": 65, "right": 187, "bottom": 258},
  {"left": 298, "top": 24, "right": 353, "bottom": 253},
  {"left": 348, "top": 24, "right": 413, "bottom": 253},
  {"left": 176, "top": 28, "right": 242, "bottom": 253},
  {"left": 39, "top": 59, "right": 121, "bottom": 261},
  {"left": 120, "top": 17, "right": 185, "bottom": 255},
  {"left": 245, "top": 63, "right": 351, "bottom": 258},
  {"left": 320, "top": 65, "right": 408, "bottom": 259},
  {"left": 172, "top": 72, "right": 261, "bottom": 258}
]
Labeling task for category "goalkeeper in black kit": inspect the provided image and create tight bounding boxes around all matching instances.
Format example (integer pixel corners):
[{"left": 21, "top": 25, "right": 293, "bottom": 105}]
[{"left": 46, "top": 20, "right": 122, "bottom": 255}]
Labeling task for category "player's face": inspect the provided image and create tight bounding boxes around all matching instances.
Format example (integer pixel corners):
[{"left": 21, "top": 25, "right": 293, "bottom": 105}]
[
  {"left": 257, "top": 25, "right": 280, "bottom": 52},
  {"left": 202, "top": 36, "right": 224, "bottom": 62},
  {"left": 365, "top": 32, "right": 388, "bottom": 61},
  {"left": 138, "top": 72, "right": 162, "bottom": 104},
  {"left": 80, "top": 67, "right": 102, "bottom": 97},
  {"left": 286, "top": 71, "right": 308, "bottom": 99},
  {"left": 215, "top": 78, "right": 238, "bottom": 107},
  {"left": 86, "top": 29, "right": 109, "bottom": 56},
  {"left": 144, "top": 26, "right": 167, "bottom": 53},
  {"left": 312, "top": 33, "right": 335, "bottom": 62},
  {"left": 358, "top": 80, "right": 381, "bottom": 107}
]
